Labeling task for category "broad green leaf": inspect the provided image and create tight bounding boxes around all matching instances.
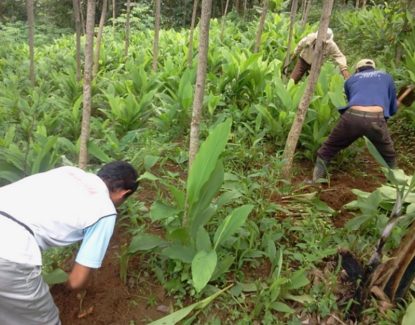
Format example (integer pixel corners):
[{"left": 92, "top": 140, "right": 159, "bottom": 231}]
[
  {"left": 192, "top": 250, "right": 218, "bottom": 293},
  {"left": 196, "top": 227, "right": 212, "bottom": 251},
  {"left": 216, "top": 190, "right": 242, "bottom": 208},
  {"left": 144, "top": 155, "right": 160, "bottom": 170},
  {"left": 128, "top": 234, "right": 166, "bottom": 253},
  {"left": 43, "top": 268, "right": 68, "bottom": 285},
  {"left": 270, "top": 301, "right": 294, "bottom": 314},
  {"left": 402, "top": 298, "right": 415, "bottom": 325},
  {"left": 148, "top": 285, "right": 231, "bottom": 325},
  {"left": 161, "top": 245, "right": 195, "bottom": 263},
  {"left": 287, "top": 269, "right": 310, "bottom": 290},
  {"left": 150, "top": 201, "right": 180, "bottom": 222},
  {"left": 138, "top": 171, "right": 159, "bottom": 181},
  {"left": 214, "top": 205, "right": 254, "bottom": 249},
  {"left": 88, "top": 141, "right": 111, "bottom": 163},
  {"left": 187, "top": 119, "right": 232, "bottom": 207}
]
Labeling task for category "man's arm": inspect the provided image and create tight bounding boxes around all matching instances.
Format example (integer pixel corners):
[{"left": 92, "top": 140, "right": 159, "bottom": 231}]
[
  {"left": 67, "top": 263, "right": 92, "bottom": 289},
  {"left": 66, "top": 215, "right": 116, "bottom": 290},
  {"left": 327, "top": 41, "right": 349, "bottom": 79}
]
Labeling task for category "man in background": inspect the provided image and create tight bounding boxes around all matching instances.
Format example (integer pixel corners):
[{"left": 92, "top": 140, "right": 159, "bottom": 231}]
[
  {"left": 312, "top": 59, "right": 398, "bottom": 181},
  {"left": 287, "top": 28, "right": 350, "bottom": 83}
]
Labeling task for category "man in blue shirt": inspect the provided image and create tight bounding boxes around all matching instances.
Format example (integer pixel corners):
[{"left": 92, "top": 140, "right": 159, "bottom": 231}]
[{"left": 313, "top": 59, "right": 398, "bottom": 181}]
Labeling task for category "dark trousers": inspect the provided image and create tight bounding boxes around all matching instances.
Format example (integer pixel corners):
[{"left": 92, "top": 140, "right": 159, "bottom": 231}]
[
  {"left": 317, "top": 110, "right": 396, "bottom": 167},
  {"left": 290, "top": 57, "right": 311, "bottom": 84}
]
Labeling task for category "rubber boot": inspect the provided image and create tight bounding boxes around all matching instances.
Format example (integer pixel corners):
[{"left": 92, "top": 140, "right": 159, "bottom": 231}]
[{"left": 312, "top": 157, "right": 329, "bottom": 183}]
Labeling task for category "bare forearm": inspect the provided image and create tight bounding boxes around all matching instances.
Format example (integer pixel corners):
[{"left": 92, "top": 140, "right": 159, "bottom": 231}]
[{"left": 67, "top": 262, "right": 92, "bottom": 290}]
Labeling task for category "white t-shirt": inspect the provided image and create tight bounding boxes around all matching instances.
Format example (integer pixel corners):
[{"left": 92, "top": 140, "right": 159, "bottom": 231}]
[{"left": 0, "top": 167, "right": 116, "bottom": 266}]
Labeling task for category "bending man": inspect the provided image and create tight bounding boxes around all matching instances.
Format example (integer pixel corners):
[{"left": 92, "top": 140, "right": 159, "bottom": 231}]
[
  {"left": 313, "top": 59, "right": 398, "bottom": 181},
  {"left": 0, "top": 161, "right": 138, "bottom": 324},
  {"left": 289, "top": 28, "right": 350, "bottom": 83}
]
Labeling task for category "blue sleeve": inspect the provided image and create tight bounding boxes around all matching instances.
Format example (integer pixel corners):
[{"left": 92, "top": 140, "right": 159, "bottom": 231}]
[
  {"left": 388, "top": 76, "right": 398, "bottom": 116},
  {"left": 75, "top": 215, "right": 116, "bottom": 268}
]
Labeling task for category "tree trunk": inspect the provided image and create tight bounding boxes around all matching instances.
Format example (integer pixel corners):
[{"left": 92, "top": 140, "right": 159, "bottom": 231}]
[
  {"left": 112, "top": 0, "right": 116, "bottom": 31},
  {"left": 220, "top": 0, "right": 230, "bottom": 41},
  {"left": 281, "top": 0, "right": 334, "bottom": 180},
  {"left": 187, "top": 0, "right": 199, "bottom": 67},
  {"left": 253, "top": 0, "right": 268, "bottom": 53},
  {"left": 124, "top": 0, "right": 131, "bottom": 57},
  {"left": 73, "top": 0, "right": 82, "bottom": 81},
  {"left": 26, "top": 0, "right": 35, "bottom": 86},
  {"left": 93, "top": 0, "right": 108, "bottom": 77},
  {"left": 80, "top": 0, "right": 86, "bottom": 34},
  {"left": 283, "top": 0, "right": 298, "bottom": 68},
  {"left": 188, "top": 0, "right": 212, "bottom": 168},
  {"left": 79, "top": 0, "right": 96, "bottom": 169},
  {"left": 152, "top": 0, "right": 161, "bottom": 71},
  {"left": 301, "top": 0, "right": 311, "bottom": 27}
]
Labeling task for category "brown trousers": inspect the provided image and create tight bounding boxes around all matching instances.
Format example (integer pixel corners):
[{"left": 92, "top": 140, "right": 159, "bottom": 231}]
[
  {"left": 290, "top": 57, "right": 311, "bottom": 84},
  {"left": 317, "top": 110, "right": 396, "bottom": 167}
]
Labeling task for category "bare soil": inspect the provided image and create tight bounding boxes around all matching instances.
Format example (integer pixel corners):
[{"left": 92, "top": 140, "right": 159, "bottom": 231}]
[{"left": 51, "top": 151, "right": 399, "bottom": 324}]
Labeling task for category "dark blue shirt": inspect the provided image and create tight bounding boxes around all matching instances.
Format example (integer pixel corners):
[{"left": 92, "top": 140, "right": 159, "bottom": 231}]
[{"left": 340, "top": 68, "right": 398, "bottom": 118}]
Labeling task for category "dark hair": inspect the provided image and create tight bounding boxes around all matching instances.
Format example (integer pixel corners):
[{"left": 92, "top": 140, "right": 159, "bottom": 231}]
[
  {"left": 97, "top": 161, "right": 138, "bottom": 198},
  {"left": 356, "top": 66, "right": 375, "bottom": 73}
]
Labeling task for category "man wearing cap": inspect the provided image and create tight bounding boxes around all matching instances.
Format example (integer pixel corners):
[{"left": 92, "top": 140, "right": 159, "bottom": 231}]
[
  {"left": 312, "top": 59, "right": 398, "bottom": 181},
  {"left": 288, "top": 28, "right": 350, "bottom": 83}
]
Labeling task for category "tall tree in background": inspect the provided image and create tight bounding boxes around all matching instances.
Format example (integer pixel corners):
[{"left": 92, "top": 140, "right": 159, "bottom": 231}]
[
  {"left": 253, "top": 0, "right": 268, "bottom": 53},
  {"left": 124, "top": 0, "right": 131, "bottom": 57},
  {"left": 26, "top": 0, "right": 35, "bottom": 86},
  {"left": 93, "top": 0, "right": 108, "bottom": 77},
  {"left": 80, "top": 0, "right": 86, "bottom": 34},
  {"left": 73, "top": 0, "right": 82, "bottom": 81},
  {"left": 220, "top": 0, "right": 230, "bottom": 41},
  {"left": 283, "top": 0, "right": 298, "bottom": 69},
  {"left": 79, "top": 0, "right": 96, "bottom": 169},
  {"left": 187, "top": 0, "right": 199, "bottom": 67},
  {"left": 188, "top": 0, "right": 213, "bottom": 167},
  {"left": 301, "top": 0, "right": 312, "bottom": 27},
  {"left": 112, "top": 0, "right": 116, "bottom": 33},
  {"left": 152, "top": 0, "right": 161, "bottom": 71},
  {"left": 282, "top": 0, "right": 334, "bottom": 179}
]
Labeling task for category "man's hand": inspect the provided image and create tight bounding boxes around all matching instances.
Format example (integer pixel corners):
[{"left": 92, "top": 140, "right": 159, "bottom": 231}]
[
  {"left": 341, "top": 68, "right": 350, "bottom": 80},
  {"left": 67, "top": 263, "right": 92, "bottom": 290}
]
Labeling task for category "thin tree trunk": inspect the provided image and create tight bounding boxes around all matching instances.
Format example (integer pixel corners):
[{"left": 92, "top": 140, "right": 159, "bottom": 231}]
[
  {"left": 26, "top": 0, "right": 35, "bottom": 86},
  {"left": 283, "top": 0, "right": 298, "bottom": 68},
  {"left": 220, "top": 0, "right": 230, "bottom": 41},
  {"left": 253, "top": 0, "right": 268, "bottom": 53},
  {"left": 185, "top": 0, "right": 213, "bottom": 227},
  {"left": 79, "top": 0, "right": 96, "bottom": 169},
  {"left": 112, "top": 0, "right": 116, "bottom": 37},
  {"left": 301, "top": 0, "right": 311, "bottom": 27},
  {"left": 124, "top": 0, "right": 131, "bottom": 57},
  {"left": 188, "top": 0, "right": 212, "bottom": 168},
  {"left": 80, "top": 0, "right": 86, "bottom": 34},
  {"left": 282, "top": 0, "right": 334, "bottom": 179},
  {"left": 93, "top": 0, "right": 108, "bottom": 77},
  {"left": 187, "top": 0, "right": 199, "bottom": 67},
  {"left": 152, "top": 0, "right": 161, "bottom": 71},
  {"left": 73, "top": 0, "right": 82, "bottom": 81}
]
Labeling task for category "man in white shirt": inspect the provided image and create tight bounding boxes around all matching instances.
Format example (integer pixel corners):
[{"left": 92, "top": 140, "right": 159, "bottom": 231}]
[
  {"left": 288, "top": 28, "right": 350, "bottom": 83},
  {"left": 0, "top": 161, "right": 138, "bottom": 324}
]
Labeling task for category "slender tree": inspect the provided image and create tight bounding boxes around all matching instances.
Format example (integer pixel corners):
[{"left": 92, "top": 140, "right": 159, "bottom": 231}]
[
  {"left": 80, "top": 0, "right": 86, "bottom": 34},
  {"left": 112, "top": 0, "right": 116, "bottom": 31},
  {"left": 79, "top": 0, "right": 96, "bottom": 169},
  {"left": 301, "top": 0, "right": 312, "bottom": 27},
  {"left": 73, "top": 0, "right": 82, "bottom": 81},
  {"left": 93, "top": 0, "right": 108, "bottom": 77},
  {"left": 281, "top": 0, "right": 334, "bottom": 179},
  {"left": 188, "top": 0, "right": 213, "bottom": 167},
  {"left": 26, "top": 0, "right": 35, "bottom": 86},
  {"left": 152, "top": 0, "right": 161, "bottom": 71},
  {"left": 253, "top": 0, "right": 268, "bottom": 53},
  {"left": 283, "top": 0, "right": 298, "bottom": 68},
  {"left": 187, "top": 0, "right": 199, "bottom": 67},
  {"left": 220, "top": 0, "right": 230, "bottom": 41},
  {"left": 124, "top": 0, "right": 131, "bottom": 57}
]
